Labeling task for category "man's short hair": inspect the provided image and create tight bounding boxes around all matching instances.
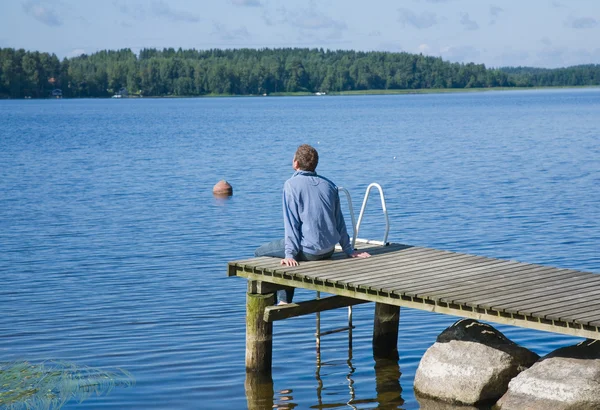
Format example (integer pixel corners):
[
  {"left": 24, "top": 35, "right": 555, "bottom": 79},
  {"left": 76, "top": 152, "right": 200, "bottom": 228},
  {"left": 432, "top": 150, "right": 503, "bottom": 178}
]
[{"left": 295, "top": 144, "right": 319, "bottom": 171}]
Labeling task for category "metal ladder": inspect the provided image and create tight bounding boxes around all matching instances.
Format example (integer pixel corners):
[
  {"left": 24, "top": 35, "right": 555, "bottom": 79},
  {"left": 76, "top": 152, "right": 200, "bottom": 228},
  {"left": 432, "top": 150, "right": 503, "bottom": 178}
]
[{"left": 315, "top": 183, "right": 390, "bottom": 358}]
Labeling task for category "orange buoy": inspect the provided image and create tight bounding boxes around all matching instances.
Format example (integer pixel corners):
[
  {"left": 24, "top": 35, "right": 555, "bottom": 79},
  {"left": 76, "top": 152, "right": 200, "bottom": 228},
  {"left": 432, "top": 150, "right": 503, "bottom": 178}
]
[{"left": 213, "top": 180, "right": 233, "bottom": 197}]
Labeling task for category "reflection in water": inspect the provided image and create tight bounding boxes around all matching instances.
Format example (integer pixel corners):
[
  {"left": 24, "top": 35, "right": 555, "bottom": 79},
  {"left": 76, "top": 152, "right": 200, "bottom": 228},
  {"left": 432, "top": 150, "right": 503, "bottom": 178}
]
[
  {"left": 245, "top": 372, "right": 276, "bottom": 410},
  {"left": 416, "top": 395, "right": 492, "bottom": 410},
  {"left": 212, "top": 194, "right": 233, "bottom": 205},
  {"left": 0, "top": 361, "right": 134, "bottom": 410},
  {"left": 314, "top": 356, "right": 358, "bottom": 409},
  {"left": 313, "top": 350, "right": 404, "bottom": 409},
  {"left": 374, "top": 358, "right": 404, "bottom": 409},
  {"left": 244, "top": 331, "right": 498, "bottom": 410},
  {"left": 245, "top": 308, "right": 404, "bottom": 409},
  {"left": 245, "top": 372, "right": 299, "bottom": 410},
  {"left": 244, "top": 344, "right": 406, "bottom": 409},
  {"left": 274, "top": 388, "right": 298, "bottom": 410}
]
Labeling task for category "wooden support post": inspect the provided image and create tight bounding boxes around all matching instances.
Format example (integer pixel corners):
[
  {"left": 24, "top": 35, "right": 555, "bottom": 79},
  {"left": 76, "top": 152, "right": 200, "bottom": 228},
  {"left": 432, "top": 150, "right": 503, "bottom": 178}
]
[
  {"left": 246, "top": 291, "right": 275, "bottom": 374},
  {"left": 373, "top": 303, "right": 400, "bottom": 360}
]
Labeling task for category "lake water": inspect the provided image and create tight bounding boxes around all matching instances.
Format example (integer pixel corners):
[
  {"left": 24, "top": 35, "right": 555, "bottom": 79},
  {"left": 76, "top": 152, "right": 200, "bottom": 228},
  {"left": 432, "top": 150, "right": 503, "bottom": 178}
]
[{"left": 1, "top": 89, "right": 599, "bottom": 409}]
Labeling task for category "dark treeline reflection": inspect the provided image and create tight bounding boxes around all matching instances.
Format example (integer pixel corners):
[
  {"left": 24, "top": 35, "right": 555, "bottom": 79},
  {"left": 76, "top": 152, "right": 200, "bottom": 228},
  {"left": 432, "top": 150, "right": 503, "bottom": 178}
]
[{"left": 2, "top": 47, "right": 600, "bottom": 99}]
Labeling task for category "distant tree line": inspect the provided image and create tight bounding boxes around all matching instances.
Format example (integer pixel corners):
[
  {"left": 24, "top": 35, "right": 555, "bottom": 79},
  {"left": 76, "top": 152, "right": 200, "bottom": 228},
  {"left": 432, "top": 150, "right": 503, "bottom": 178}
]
[{"left": 1, "top": 47, "right": 599, "bottom": 98}]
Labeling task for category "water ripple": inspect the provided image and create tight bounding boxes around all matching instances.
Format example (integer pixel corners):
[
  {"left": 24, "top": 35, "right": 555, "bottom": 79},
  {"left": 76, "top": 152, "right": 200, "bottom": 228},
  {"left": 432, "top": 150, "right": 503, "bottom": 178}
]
[{"left": 1, "top": 91, "right": 599, "bottom": 409}]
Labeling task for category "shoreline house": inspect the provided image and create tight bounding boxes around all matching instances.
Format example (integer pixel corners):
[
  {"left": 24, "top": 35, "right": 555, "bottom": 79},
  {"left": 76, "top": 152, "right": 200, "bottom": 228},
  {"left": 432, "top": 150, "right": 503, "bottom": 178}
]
[
  {"left": 112, "top": 87, "right": 128, "bottom": 98},
  {"left": 51, "top": 89, "right": 63, "bottom": 98}
]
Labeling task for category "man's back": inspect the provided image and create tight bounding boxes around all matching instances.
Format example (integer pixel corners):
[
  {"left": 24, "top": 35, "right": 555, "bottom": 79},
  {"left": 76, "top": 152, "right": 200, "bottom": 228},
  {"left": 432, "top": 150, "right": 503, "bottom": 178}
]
[
  {"left": 254, "top": 143, "right": 370, "bottom": 302},
  {"left": 283, "top": 170, "right": 352, "bottom": 258}
]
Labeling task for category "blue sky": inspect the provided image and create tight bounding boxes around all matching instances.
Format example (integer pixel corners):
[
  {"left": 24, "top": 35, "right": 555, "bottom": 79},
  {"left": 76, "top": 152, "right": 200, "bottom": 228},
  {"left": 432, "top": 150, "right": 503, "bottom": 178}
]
[{"left": 1, "top": 0, "right": 599, "bottom": 68}]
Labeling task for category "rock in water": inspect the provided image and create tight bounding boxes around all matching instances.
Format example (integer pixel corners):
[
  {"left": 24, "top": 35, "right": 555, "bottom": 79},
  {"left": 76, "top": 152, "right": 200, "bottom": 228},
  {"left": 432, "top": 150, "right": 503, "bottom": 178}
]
[
  {"left": 414, "top": 318, "right": 539, "bottom": 406},
  {"left": 496, "top": 339, "right": 600, "bottom": 410}
]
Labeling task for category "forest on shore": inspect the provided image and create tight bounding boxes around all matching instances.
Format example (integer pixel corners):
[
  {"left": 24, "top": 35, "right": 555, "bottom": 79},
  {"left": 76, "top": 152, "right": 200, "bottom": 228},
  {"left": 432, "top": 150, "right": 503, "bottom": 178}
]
[{"left": 1, "top": 47, "right": 599, "bottom": 98}]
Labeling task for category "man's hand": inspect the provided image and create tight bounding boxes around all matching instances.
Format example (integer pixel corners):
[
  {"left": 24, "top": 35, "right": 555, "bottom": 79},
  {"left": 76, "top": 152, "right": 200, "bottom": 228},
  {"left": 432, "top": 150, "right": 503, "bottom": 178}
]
[
  {"left": 350, "top": 251, "right": 371, "bottom": 258},
  {"left": 280, "top": 258, "right": 299, "bottom": 267}
]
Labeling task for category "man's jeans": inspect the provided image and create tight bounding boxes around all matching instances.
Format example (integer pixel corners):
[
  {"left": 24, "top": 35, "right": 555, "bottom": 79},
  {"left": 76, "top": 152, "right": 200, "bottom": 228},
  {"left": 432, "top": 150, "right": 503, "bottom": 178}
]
[{"left": 254, "top": 239, "right": 334, "bottom": 303}]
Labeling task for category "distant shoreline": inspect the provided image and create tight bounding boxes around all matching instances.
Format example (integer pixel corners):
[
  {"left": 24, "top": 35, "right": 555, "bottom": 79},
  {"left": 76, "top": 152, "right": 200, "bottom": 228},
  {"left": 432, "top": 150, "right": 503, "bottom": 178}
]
[
  {"left": 4, "top": 47, "right": 599, "bottom": 99},
  {"left": 5, "top": 85, "right": 599, "bottom": 100},
  {"left": 273, "top": 85, "right": 599, "bottom": 97}
]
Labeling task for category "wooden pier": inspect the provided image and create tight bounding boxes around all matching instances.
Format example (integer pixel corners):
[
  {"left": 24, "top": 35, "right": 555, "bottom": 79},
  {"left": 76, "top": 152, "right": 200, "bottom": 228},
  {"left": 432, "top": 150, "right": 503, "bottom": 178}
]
[{"left": 228, "top": 241, "right": 600, "bottom": 374}]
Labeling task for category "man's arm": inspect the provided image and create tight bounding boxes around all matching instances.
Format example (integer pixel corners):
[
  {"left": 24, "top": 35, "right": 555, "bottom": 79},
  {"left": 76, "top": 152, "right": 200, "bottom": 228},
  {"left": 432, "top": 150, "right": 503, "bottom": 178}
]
[
  {"left": 282, "top": 183, "right": 301, "bottom": 265},
  {"left": 333, "top": 190, "right": 354, "bottom": 256}
]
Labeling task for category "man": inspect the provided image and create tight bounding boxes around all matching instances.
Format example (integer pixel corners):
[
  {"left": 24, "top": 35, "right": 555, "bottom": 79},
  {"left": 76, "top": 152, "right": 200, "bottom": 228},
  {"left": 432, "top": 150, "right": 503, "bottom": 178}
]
[{"left": 255, "top": 144, "right": 370, "bottom": 304}]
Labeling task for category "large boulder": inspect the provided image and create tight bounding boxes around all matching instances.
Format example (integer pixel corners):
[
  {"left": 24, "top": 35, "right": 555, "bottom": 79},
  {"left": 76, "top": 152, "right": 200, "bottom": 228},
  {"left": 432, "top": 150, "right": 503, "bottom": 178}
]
[
  {"left": 495, "top": 339, "right": 600, "bottom": 410},
  {"left": 414, "top": 319, "right": 539, "bottom": 406}
]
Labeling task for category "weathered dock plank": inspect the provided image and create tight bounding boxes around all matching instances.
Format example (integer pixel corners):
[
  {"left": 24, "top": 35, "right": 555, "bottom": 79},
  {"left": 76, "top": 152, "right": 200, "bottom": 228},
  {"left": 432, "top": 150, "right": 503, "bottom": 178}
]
[
  {"left": 431, "top": 266, "right": 571, "bottom": 302},
  {"left": 228, "top": 242, "right": 600, "bottom": 340}
]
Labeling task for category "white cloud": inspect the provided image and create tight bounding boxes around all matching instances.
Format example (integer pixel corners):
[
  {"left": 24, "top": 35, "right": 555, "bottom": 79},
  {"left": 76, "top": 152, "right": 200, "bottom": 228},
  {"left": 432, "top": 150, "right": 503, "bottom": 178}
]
[
  {"left": 397, "top": 8, "right": 438, "bottom": 29},
  {"left": 418, "top": 43, "right": 430, "bottom": 53},
  {"left": 496, "top": 49, "right": 531, "bottom": 67},
  {"left": 114, "top": 1, "right": 200, "bottom": 23},
  {"left": 152, "top": 1, "right": 200, "bottom": 23},
  {"left": 284, "top": 7, "right": 346, "bottom": 32},
  {"left": 460, "top": 12, "right": 479, "bottom": 31},
  {"left": 261, "top": 3, "right": 347, "bottom": 41},
  {"left": 489, "top": 6, "right": 503, "bottom": 25},
  {"left": 212, "top": 22, "right": 251, "bottom": 41},
  {"left": 231, "top": 0, "right": 262, "bottom": 7},
  {"left": 67, "top": 48, "right": 86, "bottom": 57},
  {"left": 22, "top": 0, "right": 62, "bottom": 26},
  {"left": 113, "top": 1, "right": 146, "bottom": 20},
  {"left": 535, "top": 47, "right": 600, "bottom": 68},
  {"left": 261, "top": 4, "right": 288, "bottom": 26},
  {"left": 439, "top": 45, "right": 481, "bottom": 64},
  {"left": 565, "top": 16, "right": 598, "bottom": 29},
  {"left": 535, "top": 47, "right": 569, "bottom": 67},
  {"left": 374, "top": 41, "right": 403, "bottom": 53}
]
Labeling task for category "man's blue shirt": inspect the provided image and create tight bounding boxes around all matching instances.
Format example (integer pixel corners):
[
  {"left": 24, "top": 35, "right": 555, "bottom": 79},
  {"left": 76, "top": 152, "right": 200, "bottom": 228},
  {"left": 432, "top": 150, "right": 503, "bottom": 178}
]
[{"left": 283, "top": 170, "right": 353, "bottom": 259}]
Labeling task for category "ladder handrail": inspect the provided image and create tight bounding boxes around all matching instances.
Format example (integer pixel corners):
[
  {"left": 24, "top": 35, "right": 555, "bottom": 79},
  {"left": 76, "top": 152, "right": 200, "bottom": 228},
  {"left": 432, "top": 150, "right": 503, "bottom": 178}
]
[
  {"left": 355, "top": 183, "right": 390, "bottom": 245},
  {"left": 339, "top": 183, "right": 390, "bottom": 248},
  {"left": 316, "top": 184, "right": 389, "bottom": 359}
]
